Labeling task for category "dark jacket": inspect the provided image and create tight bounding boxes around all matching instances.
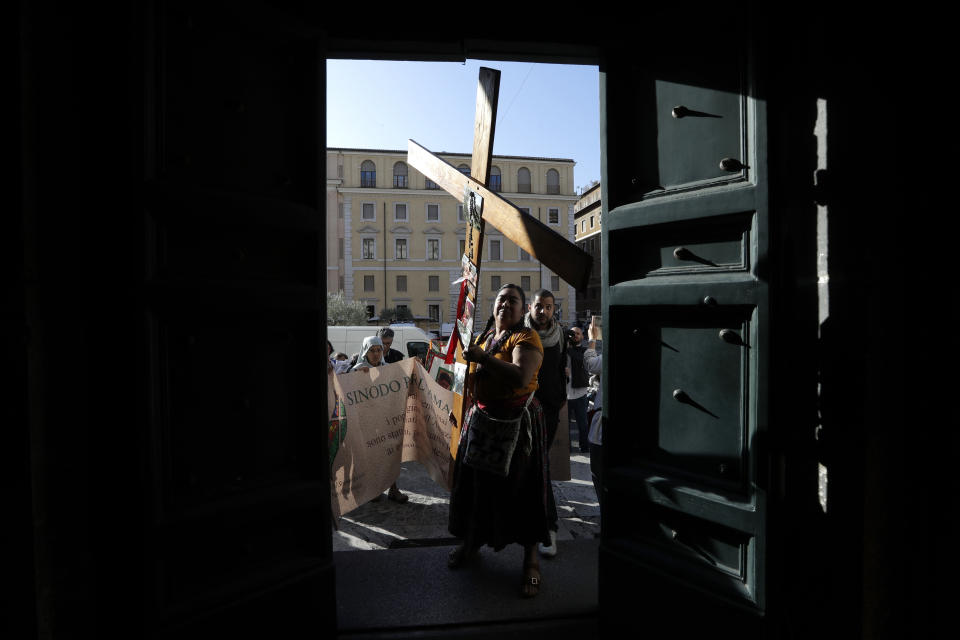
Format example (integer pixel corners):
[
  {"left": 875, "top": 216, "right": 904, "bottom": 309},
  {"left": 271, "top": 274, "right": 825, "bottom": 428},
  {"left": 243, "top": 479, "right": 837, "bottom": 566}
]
[
  {"left": 535, "top": 331, "right": 567, "bottom": 409},
  {"left": 383, "top": 348, "right": 405, "bottom": 364},
  {"left": 567, "top": 344, "right": 589, "bottom": 388}
]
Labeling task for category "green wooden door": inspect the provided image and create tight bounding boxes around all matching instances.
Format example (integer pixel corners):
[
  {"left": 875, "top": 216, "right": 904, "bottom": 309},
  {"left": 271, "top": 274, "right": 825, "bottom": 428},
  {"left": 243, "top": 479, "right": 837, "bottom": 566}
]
[{"left": 599, "top": 19, "right": 771, "bottom": 635}]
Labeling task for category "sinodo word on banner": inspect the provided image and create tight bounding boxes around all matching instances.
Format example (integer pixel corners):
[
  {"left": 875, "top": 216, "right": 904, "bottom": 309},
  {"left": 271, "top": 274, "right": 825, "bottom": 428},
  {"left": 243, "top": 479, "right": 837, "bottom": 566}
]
[{"left": 328, "top": 358, "right": 453, "bottom": 518}]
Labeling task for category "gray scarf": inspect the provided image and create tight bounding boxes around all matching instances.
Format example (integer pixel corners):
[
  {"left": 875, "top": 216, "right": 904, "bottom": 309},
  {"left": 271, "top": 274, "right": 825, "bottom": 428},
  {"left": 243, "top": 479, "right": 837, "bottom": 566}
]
[{"left": 525, "top": 313, "right": 562, "bottom": 348}]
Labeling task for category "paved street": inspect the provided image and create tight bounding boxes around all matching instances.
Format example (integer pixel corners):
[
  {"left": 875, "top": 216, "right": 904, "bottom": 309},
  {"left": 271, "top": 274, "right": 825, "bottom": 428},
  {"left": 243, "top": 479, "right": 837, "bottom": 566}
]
[
  {"left": 333, "top": 420, "right": 601, "bottom": 634},
  {"left": 332, "top": 426, "right": 600, "bottom": 551}
]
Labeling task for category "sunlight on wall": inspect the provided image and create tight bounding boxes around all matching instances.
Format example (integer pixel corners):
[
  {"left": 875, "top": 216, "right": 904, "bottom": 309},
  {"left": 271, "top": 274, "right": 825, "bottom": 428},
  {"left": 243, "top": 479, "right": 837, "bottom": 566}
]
[{"left": 816, "top": 97, "right": 829, "bottom": 513}]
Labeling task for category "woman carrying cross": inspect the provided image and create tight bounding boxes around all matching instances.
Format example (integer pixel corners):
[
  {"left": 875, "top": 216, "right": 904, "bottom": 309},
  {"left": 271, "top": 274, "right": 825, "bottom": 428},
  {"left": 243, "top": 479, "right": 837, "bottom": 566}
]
[{"left": 447, "top": 283, "right": 550, "bottom": 598}]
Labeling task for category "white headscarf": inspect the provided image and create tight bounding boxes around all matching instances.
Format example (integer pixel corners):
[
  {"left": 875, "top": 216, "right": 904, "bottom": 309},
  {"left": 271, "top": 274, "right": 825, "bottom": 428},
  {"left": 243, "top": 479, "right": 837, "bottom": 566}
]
[{"left": 351, "top": 336, "right": 384, "bottom": 371}]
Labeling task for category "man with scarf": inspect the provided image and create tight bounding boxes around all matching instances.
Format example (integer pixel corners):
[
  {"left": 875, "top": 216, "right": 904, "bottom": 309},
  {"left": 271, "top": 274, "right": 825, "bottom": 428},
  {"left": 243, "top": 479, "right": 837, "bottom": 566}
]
[{"left": 525, "top": 289, "right": 566, "bottom": 557}]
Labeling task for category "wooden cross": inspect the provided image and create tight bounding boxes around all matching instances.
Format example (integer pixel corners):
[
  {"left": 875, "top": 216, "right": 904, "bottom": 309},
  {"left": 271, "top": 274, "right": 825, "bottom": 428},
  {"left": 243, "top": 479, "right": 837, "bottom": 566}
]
[{"left": 407, "top": 67, "right": 593, "bottom": 454}]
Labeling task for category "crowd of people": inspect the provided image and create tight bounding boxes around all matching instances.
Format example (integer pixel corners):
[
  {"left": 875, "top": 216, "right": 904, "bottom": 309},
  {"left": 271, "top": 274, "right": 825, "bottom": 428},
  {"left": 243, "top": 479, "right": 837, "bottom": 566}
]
[{"left": 327, "top": 287, "right": 603, "bottom": 599}]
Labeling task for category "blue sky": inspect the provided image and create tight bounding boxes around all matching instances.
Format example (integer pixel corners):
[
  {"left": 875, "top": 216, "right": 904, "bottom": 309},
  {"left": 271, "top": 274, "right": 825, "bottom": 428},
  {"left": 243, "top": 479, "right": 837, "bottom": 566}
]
[{"left": 326, "top": 59, "right": 601, "bottom": 193}]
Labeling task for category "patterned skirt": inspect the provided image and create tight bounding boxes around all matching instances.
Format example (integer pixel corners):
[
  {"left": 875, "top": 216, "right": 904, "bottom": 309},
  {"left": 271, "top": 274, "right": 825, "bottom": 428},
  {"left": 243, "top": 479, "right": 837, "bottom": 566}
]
[{"left": 448, "top": 395, "right": 553, "bottom": 550}]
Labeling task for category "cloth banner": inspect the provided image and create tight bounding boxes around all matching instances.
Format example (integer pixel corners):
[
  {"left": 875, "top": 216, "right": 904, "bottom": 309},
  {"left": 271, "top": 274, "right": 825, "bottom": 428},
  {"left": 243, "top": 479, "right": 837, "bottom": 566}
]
[{"left": 328, "top": 359, "right": 453, "bottom": 518}]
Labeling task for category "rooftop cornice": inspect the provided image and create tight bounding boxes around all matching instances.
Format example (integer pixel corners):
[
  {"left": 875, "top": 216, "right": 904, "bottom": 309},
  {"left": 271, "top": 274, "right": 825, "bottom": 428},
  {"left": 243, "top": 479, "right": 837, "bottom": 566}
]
[
  {"left": 328, "top": 147, "right": 575, "bottom": 164},
  {"left": 338, "top": 186, "right": 578, "bottom": 200}
]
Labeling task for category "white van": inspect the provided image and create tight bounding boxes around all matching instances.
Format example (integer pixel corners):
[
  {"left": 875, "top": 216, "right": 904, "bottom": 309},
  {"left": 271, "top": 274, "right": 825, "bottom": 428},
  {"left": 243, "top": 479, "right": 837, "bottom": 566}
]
[{"left": 326, "top": 324, "right": 433, "bottom": 362}]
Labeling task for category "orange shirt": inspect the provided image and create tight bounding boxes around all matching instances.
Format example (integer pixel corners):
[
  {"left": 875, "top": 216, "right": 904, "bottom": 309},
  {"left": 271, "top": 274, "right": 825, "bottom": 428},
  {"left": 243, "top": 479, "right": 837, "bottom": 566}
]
[{"left": 474, "top": 328, "right": 543, "bottom": 402}]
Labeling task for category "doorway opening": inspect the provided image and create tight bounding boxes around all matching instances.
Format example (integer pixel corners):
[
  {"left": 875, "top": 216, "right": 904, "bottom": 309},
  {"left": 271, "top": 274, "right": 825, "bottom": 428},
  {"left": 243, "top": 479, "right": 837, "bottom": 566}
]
[{"left": 325, "top": 57, "right": 603, "bottom": 632}]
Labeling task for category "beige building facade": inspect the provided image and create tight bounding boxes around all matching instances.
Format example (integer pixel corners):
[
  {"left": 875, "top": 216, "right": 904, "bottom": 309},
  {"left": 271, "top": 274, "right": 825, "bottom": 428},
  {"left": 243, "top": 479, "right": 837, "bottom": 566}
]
[
  {"left": 326, "top": 148, "right": 579, "bottom": 332},
  {"left": 573, "top": 181, "right": 602, "bottom": 324}
]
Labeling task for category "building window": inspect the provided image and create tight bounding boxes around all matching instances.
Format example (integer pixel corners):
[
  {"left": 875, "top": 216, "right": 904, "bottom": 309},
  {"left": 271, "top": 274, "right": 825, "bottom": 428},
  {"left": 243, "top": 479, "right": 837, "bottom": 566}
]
[
  {"left": 427, "top": 238, "right": 441, "bottom": 260},
  {"left": 337, "top": 164, "right": 344, "bottom": 179},
  {"left": 395, "top": 238, "right": 407, "bottom": 259},
  {"left": 339, "top": 275, "right": 344, "bottom": 291},
  {"left": 362, "top": 202, "right": 376, "bottom": 221},
  {"left": 338, "top": 202, "right": 344, "bottom": 218},
  {"left": 426, "top": 203, "right": 440, "bottom": 222},
  {"left": 491, "top": 275, "right": 501, "bottom": 291},
  {"left": 397, "top": 304, "right": 409, "bottom": 316},
  {"left": 457, "top": 204, "right": 465, "bottom": 223},
  {"left": 490, "top": 166, "right": 501, "bottom": 192},
  {"left": 590, "top": 215, "right": 595, "bottom": 228},
  {"left": 581, "top": 220, "right": 586, "bottom": 233},
  {"left": 393, "top": 162, "right": 408, "bottom": 188},
  {"left": 519, "top": 248, "right": 530, "bottom": 261},
  {"left": 428, "top": 275, "right": 440, "bottom": 291},
  {"left": 365, "top": 304, "right": 375, "bottom": 318},
  {"left": 394, "top": 203, "right": 408, "bottom": 222},
  {"left": 548, "top": 207, "right": 560, "bottom": 224},
  {"left": 551, "top": 275, "right": 560, "bottom": 291},
  {"left": 521, "top": 275, "right": 531, "bottom": 291},
  {"left": 338, "top": 238, "right": 344, "bottom": 259},
  {"left": 396, "top": 275, "right": 407, "bottom": 292},
  {"left": 360, "top": 160, "right": 376, "bottom": 188},
  {"left": 517, "top": 167, "right": 531, "bottom": 193},
  {"left": 457, "top": 164, "right": 470, "bottom": 176},
  {"left": 362, "top": 238, "right": 376, "bottom": 259},
  {"left": 489, "top": 239, "right": 501, "bottom": 261},
  {"left": 459, "top": 239, "right": 466, "bottom": 256},
  {"left": 364, "top": 275, "right": 375, "bottom": 291},
  {"left": 425, "top": 178, "right": 439, "bottom": 190},
  {"left": 546, "top": 168, "right": 560, "bottom": 195},
  {"left": 428, "top": 304, "right": 440, "bottom": 322}
]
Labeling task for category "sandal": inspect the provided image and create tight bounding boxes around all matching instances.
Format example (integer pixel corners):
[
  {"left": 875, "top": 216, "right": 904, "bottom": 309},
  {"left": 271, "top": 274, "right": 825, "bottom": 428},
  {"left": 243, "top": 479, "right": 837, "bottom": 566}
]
[
  {"left": 521, "top": 563, "right": 541, "bottom": 598},
  {"left": 387, "top": 487, "right": 409, "bottom": 503},
  {"left": 447, "top": 544, "right": 477, "bottom": 569}
]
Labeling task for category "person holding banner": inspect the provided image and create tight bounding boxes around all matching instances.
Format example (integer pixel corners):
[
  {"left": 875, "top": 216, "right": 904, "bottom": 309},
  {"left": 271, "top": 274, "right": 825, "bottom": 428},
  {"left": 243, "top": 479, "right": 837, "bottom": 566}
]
[
  {"left": 350, "top": 336, "right": 385, "bottom": 372},
  {"left": 447, "top": 283, "right": 549, "bottom": 598},
  {"left": 351, "top": 335, "right": 409, "bottom": 504}
]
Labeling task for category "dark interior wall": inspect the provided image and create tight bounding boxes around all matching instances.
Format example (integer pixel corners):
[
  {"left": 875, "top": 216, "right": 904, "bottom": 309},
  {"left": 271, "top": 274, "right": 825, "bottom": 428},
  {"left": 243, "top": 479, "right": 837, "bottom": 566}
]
[
  {"left": 819, "top": 28, "right": 926, "bottom": 640},
  {"left": 10, "top": 3, "right": 36, "bottom": 635},
  {"left": 15, "top": 2, "right": 147, "bottom": 635},
  {"left": 771, "top": 15, "right": 926, "bottom": 639},
  {"left": 751, "top": 15, "right": 916, "bottom": 637},
  {"left": 14, "top": 2, "right": 329, "bottom": 637}
]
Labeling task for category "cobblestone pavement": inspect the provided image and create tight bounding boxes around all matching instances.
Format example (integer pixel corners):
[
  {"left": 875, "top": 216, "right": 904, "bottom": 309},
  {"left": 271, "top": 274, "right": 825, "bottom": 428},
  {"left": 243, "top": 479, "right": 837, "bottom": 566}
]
[{"left": 332, "top": 446, "right": 601, "bottom": 552}]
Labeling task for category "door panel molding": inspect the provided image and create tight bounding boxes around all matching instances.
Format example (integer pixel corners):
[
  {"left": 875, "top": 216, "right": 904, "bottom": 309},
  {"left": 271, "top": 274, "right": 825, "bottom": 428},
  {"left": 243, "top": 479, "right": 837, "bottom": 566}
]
[{"left": 600, "top": 15, "right": 770, "bottom": 633}]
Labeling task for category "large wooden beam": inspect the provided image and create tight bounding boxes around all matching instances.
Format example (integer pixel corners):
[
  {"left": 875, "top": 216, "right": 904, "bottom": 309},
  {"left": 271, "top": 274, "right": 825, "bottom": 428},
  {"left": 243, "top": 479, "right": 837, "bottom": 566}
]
[
  {"left": 408, "top": 139, "right": 593, "bottom": 291},
  {"left": 449, "top": 68, "right": 500, "bottom": 457},
  {"left": 470, "top": 67, "right": 500, "bottom": 184}
]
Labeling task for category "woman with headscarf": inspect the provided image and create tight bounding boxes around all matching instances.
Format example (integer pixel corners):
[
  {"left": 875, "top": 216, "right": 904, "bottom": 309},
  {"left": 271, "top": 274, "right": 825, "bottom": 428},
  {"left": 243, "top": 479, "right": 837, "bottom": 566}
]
[
  {"left": 350, "top": 335, "right": 409, "bottom": 503},
  {"left": 351, "top": 335, "right": 385, "bottom": 372},
  {"left": 447, "top": 283, "right": 549, "bottom": 598}
]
